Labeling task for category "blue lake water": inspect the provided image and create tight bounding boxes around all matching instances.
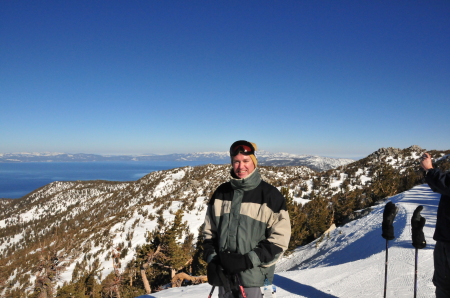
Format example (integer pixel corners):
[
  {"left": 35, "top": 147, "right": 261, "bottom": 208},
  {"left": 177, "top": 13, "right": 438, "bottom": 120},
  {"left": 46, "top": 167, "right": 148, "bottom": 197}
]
[{"left": 0, "top": 161, "right": 221, "bottom": 199}]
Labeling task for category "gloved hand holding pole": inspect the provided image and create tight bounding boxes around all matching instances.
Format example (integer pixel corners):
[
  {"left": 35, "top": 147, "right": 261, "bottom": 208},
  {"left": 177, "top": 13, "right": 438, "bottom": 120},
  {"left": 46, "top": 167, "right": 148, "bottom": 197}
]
[
  {"left": 381, "top": 201, "right": 398, "bottom": 298},
  {"left": 411, "top": 205, "right": 426, "bottom": 298},
  {"left": 382, "top": 201, "right": 398, "bottom": 240},
  {"left": 411, "top": 205, "right": 426, "bottom": 249}
]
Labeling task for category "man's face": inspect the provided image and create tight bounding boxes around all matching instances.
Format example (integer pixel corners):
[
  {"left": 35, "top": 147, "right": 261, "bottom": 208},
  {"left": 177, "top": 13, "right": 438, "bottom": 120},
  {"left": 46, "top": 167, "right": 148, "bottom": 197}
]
[{"left": 232, "top": 153, "right": 255, "bottom": 179}]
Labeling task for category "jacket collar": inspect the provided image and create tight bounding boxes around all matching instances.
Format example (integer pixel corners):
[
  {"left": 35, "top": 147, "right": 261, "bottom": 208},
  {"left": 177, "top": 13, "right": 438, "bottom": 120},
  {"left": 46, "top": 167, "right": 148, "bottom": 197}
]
[{"left": 230, "top": 168, "right": 261, "bottom": 191}]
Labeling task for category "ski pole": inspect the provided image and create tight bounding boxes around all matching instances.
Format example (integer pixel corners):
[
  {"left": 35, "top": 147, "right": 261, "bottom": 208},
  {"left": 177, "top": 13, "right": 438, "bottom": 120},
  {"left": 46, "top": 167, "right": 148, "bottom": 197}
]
[
  {"left": 381, "top": 201, "right": 398, "bottom": 298},
  {"left": 235, "top": 274, "right": 247, "bottom": 298},
  {"left": 411, "top": 205, "right": 426, "bottom": 298},
  {"left": 384, "top": 239, "right": 388, "bottom": 298},
  {"left": 208, "top": 285, "right": 215, "bottom": 298},
  {"left": 414, "top": 248, "right": 418, "bottom": 298}
]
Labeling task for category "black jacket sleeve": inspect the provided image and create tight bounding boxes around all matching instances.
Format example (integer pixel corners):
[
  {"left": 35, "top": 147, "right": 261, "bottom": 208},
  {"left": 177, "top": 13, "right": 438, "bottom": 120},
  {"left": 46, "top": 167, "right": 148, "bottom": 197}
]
[{"left": 425, "top": 168, "right": 450, "bottom": 196}]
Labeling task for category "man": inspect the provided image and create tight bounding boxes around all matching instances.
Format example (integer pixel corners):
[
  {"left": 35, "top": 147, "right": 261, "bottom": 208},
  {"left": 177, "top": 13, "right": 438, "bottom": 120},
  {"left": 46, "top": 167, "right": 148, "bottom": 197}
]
[
  {"left": 202, "top": 140, "right": 291, "bottom": 298},
  {"left": 420, "top": 152, "right": 450, "bottom": 297}
]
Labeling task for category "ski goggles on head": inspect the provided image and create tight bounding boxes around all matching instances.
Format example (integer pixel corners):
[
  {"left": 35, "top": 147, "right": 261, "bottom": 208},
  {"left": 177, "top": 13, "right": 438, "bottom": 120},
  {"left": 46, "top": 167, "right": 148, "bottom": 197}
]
[{"left": 230, "top": 142, "right": 255, "bottom": 157}]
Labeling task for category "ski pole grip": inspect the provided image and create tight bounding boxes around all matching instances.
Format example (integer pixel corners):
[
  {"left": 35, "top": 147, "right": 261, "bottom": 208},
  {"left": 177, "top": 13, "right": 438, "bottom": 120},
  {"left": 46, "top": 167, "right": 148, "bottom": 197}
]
[{"left": 239, "top": 284, "right": 247, "bottom": 298}]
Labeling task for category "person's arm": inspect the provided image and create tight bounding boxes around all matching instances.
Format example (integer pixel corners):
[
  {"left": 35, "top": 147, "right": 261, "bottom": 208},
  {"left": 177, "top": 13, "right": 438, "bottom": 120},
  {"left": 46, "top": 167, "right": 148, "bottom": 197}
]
[
  {"left": 220, "top": 194, "right": 291, "bottom": 273},
  {"left": 425, "top": 168, "right": 450, "bottom": 196},
  {"left": 202, "top": 201, "right": 218, "bottom": 263},
  {"left": 219, "top": 189, "right": 291, "bottom": 274},
  {"left": 248, "top": 192, "right": 291, "bottom": 267},
  {"left": 421, "top": 152, "right": 450, "bottom": 196}
]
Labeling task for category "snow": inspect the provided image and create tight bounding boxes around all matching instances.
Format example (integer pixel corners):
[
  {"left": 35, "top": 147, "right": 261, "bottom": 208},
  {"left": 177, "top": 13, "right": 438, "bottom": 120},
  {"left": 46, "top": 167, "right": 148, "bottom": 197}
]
[
  {"left": 437, "top": 154, "right": 450, "bottom": 162},
  {"left": 137, "top": 184, "right": 439, "bottom": 297},
  {"left": 294, "top": 197, "right": 311, "bottom": 206},
  {"left": 153, "top": 169, "right": 186, "bottom": 197},
  {"left": 86, "top": 193, "right": 210, "bottom": 284}
]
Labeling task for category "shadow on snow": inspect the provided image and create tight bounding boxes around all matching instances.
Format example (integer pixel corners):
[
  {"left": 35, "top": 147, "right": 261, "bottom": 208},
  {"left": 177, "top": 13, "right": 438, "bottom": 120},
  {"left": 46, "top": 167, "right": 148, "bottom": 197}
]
[
  {"left": 287, "top": 199, "right": 413, "bottom": 270},
  {"left": 274, "top": 274, "right": 339, "bottom": 298}
]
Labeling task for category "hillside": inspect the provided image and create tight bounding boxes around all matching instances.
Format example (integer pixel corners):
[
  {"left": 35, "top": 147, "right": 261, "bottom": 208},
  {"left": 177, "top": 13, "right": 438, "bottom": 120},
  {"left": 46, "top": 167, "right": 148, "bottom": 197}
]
[
  {"left": 0, "top": 145, "right": 449, "bottom": 297},
  {"left": 0, "top": 165, "right": 314, "bottom": 297}
]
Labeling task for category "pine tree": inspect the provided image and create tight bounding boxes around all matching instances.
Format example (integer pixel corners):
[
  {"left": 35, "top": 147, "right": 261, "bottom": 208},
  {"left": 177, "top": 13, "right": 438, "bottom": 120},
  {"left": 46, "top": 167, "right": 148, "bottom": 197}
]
[
  {"left": 370, "top": 164, "right": 401, "bottom": 200},
  {"left": 332, "top": 190, "right": 356, "bottom": 225},
  {"left": 31, "top": 240, "right": 67, "bottom": 298},
  {"left": 164, "top": 209, "right": 192, "bottom": 277},
  {"left": 281, "top": 187, "right": 308, "bottom": 250},
  {"left": 303, "top": 194, "right": 332, "bottom": 241},
  {"left": 190, "top": 224, "right": 208, "bottom": 276},
  {"left": 135, "top": 242, "right": 162, "bottom": 294}
]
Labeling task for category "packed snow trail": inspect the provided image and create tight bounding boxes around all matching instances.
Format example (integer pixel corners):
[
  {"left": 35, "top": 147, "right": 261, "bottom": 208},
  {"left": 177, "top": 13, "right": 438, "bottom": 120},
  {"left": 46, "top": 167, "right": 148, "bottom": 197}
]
[{"left": 137, "top": 184, "right": 438, "bottom": 298}]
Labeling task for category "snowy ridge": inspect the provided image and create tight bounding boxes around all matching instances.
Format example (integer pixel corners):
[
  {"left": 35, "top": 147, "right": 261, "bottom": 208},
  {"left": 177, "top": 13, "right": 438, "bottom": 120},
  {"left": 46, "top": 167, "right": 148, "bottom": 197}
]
[{"left": 0, "top": 151, "right": 354, "bottom": 172}]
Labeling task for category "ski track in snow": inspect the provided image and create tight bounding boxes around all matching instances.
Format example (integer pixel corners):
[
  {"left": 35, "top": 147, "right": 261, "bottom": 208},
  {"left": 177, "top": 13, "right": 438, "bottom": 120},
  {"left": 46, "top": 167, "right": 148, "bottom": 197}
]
[{"left": 137, "top": 184, "right": 439, "bottom": 298}]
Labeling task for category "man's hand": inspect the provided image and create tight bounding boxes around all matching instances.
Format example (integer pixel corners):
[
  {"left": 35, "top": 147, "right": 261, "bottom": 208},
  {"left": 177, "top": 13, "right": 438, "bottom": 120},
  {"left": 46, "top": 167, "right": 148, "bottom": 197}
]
[
  {"left": 206, "top": 256, "right": 224, "bottom": 286},
  {"left": 420, "top": 152, "right": 433, "bottom": 171},
  {"left": 219, "top": 251, "right": 253, "bottom": 274}
]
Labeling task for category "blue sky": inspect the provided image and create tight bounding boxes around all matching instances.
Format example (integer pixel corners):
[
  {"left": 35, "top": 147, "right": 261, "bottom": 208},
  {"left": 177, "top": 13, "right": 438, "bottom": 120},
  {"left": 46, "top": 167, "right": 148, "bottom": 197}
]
[{"left": 1, "top": 1, "right": 449, "bottom": 159}]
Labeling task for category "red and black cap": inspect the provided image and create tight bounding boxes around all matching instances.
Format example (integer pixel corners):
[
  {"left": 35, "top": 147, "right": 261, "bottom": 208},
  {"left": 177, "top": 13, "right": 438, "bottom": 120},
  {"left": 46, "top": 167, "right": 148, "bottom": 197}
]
[
  {"left": 229, "top": 140, "right": 258, "bottom": 167},
  {"left": 229, "top": 140, "right": 256, "bottom": 156}
]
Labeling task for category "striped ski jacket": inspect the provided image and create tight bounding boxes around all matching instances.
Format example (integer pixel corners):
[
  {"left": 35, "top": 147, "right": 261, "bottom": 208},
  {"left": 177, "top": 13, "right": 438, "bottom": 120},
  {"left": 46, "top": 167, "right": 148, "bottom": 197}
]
[{"left": 202, "top": 168, "right": 291, "bottom": 287}]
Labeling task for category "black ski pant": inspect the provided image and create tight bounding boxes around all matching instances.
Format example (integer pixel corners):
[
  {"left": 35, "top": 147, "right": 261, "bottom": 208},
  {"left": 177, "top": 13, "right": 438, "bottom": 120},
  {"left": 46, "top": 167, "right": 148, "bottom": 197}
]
[
  {"left": 433, "top": 241, "right": 450, "bottom": 298},
  {"left": 218, "top": 286, "right": 263, "bottom": 298}
]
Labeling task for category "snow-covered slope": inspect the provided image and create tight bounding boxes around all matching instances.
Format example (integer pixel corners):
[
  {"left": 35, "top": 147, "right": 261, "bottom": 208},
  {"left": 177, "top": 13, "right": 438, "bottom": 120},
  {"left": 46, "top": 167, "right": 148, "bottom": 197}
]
[
  {"left": 0, "top": 164, "right": 316, "bottom": 296},
  {"left": 137, "top": 184, "right": 438, "bottom": 297},
  {"left": 260, "top": 153, "right": 354, "bottom": 171}
]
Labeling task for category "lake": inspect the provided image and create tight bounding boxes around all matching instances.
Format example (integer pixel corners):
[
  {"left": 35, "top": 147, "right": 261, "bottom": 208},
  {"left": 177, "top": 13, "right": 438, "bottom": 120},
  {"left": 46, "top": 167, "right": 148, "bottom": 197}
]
[{"left": 0, "top": 161, "right": 223, "bottom": 199}]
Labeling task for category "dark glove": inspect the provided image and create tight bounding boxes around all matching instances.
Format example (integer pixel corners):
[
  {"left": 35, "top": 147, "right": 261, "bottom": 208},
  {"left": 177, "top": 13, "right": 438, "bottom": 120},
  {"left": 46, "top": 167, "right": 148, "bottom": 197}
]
[
  {"left": 219, "top": 251, "right": 253, "bottom": 274},
  {"left": 207, "top": 256, "right": 225, "bottom": 286},
  {"left": 207, "top": 256, "right": 239, "bottom": 295},
  {"left": 411, "top": 205, "right": 426, "bottom": 249},
  {"left": 202, "top": 240, "right": 216, "bottom": 263},
  {"left": 382, "top": 201, "right": 398, "bottom": 240}
]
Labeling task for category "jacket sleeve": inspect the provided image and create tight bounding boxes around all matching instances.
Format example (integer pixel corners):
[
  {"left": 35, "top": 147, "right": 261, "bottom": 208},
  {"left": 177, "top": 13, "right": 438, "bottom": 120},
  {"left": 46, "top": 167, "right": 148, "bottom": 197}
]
[
  {"left": 426, "top": 168, "right": 450, "bottom": 196},
  {"left": 202, "top": 201, "right": 218, "bottom": 263},
  {"left": 248, "top": 191, "right": 291, "bottom": 268}
]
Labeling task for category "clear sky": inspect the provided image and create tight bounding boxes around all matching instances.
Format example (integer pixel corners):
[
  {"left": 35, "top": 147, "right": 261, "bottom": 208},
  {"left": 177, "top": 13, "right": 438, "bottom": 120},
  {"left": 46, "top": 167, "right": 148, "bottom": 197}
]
[{"left": 1, "top": 1, "right": 449, "bottom": 159}]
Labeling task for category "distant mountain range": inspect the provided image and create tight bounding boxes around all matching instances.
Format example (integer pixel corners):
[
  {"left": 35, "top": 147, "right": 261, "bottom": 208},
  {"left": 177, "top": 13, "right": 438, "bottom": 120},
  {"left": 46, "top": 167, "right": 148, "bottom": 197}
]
[
  {"left": 1, "top": 145, "right": 448, "bottom": 296},
  {"left": 0, "top": 151, "right": 355, "bottom": 171}
]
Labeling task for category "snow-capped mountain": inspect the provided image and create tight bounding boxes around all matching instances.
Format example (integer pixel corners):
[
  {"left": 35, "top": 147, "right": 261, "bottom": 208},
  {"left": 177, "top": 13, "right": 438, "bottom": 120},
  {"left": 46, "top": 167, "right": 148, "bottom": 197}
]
[
  {"left": 0, "top": 145, "right": 448, "bottom": 297},
  {"left": 0, "top": 151, "right": 354, "bottom": 172},
  {"left": 258, "top": 150, "right": 354, "bottom": 171}
]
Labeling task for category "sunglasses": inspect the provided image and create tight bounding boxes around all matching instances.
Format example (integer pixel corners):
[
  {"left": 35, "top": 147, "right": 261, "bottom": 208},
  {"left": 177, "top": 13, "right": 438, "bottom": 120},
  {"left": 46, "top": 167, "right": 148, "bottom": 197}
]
[{"left": 231, "top": 144, "right": 254, "bottom": 156}]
